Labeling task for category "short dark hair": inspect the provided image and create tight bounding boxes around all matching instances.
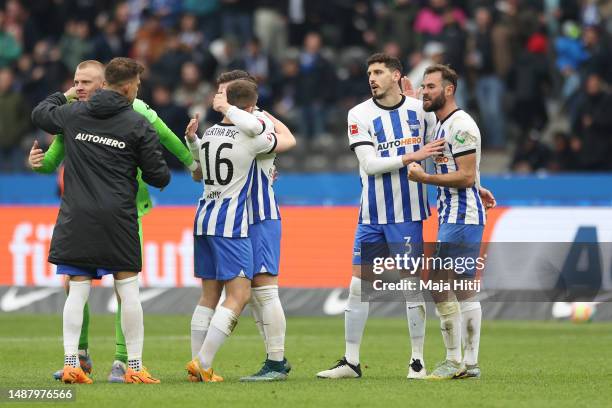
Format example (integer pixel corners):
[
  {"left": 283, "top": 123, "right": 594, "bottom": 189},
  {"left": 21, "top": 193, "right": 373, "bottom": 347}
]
[
  {"left": 424, "top": 64, "right": 458, "bottom": 94},
  {"left": 216, "top": 70, "right": 257, "bottom": 86},
  {"left": 366, "top": 53, "right": 403, "bottom": 74},
  {"left": 226, "top": 79, "right": 258, "bottom": 109},
  {"left": 105, "top": 57, "right": 144, "bottom": 86}
]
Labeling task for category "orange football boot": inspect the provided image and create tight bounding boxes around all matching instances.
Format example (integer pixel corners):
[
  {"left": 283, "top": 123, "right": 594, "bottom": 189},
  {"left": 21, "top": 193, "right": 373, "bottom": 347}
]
[
  {"left": 61, "top": 365, "right": 93, "bottom": 384},
  {"left": 186, "top": 359, "right": 223, "bottom": 382},
  {"left": 124, "top": 367, "right": 161, "bottom": 384}
]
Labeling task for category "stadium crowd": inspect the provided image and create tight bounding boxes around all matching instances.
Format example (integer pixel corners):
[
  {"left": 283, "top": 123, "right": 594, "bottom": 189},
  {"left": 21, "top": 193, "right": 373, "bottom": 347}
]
[{"left": 0, "top": 0, "right": 610, "bottom": 173}]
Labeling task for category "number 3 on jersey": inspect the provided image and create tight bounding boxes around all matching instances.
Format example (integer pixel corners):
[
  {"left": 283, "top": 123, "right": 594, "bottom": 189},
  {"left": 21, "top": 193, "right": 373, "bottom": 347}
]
[{"left": 201, "top": 142, "right": 234, "bottom": 186}]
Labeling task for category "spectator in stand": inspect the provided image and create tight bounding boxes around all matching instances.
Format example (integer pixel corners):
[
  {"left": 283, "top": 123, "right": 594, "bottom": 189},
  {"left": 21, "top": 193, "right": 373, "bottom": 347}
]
[
  {"left": 581, "top": 24, "right": 612, "bottom": 84},
  {"left": 375, "top": 0, "right": 420, "bottom": 55},
  {"left": 253, "top": 0, "right": 288, "bottom": 60},
  {"left": 244, "top": 37, "right": 278, "bottom": 111},
  {"left": 0, "top": 10, "right": 22, "bottom": 68},
  {"left": 149, "top": 0, "right": 182, "bottom": 29},
  {"left": 467, "top": 6, "right": 507, "bottom": 149},
  {"left": 511, "top": 131, "right": 553, "bottom": 173},
  {"left": 3, "top": 0, "right": 40, "bottom": 54},
  {"left": 151, "top": 83, "right": 191, "bottom": 169},
  {"left": 548, "top": 131, "right": 576, "bottom": 172},
  {"left": 178, "top": 13, "right": 204, "bottom": 51},
  {"left": 0, "top": 68, "right": 30, "bottom": 172},
  {"left": 439, "top": 6, "right": 468, "bottom": 107},
  {"left": 182, "top": 0, "right": 220, "bottom": 44},
  {"left": 273, "top": 56, "right": 300, "bottom": 131},
  {"left": 27, "top": 40, "right": 69, "bottom": 100},
  {"left": 414, "top": 0, "right": 466, "bottom": 43},
  {"left": 508, "top": 32, "right": 551, "bottom": 136},
  {"left": 296, "top": 32, "right": 337, "bottom": 140},
  {"left": 173, "top": 61, "right": 211, "bottom": 119},
  {"left": 555, "top": 21, "right": 588, "bottom": 102},
  {"left": 571, "top": 72, "right": 612, "bottom": 170},
  {"left": 59, "top": 20, "right": 93, "bottom": 71},
  {"left": 407, "top": 42, "right": 445, "bottom": 90},
  {"left": 131, "top": 10, "right": 167, "bottom": 65},
  {"left": 90, "top": 19, "right": 129, "bottom": 63},
  {"left": 338, "top": 57, "right": 370, "bottom": 111},
  {"left": 220, "top": 0, "right": 254, "bottom": 46},
  {"left": 151, "top": 31, "right": 192, "bottom": 88}
]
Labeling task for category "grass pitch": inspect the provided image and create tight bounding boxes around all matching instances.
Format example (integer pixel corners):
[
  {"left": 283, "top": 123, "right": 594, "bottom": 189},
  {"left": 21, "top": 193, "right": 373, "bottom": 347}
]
[{"left": 0, "top": 314, "right": 610, "bottom": 408}]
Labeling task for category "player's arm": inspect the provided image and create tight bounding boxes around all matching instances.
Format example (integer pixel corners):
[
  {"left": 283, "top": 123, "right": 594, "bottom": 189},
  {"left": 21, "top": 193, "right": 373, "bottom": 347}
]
[
  {"left": 262, "top": 111, "right": 296, "bottom": 152},
  {"left": 153, "top": 117, "right": 198, "bottom": 171},
  {"left": 213, "top": 89, "right": 264, "bottom": 136},
  {"left": 409, "top": 152, "right": 476, "bottom": 188},
  {"left": 31, "top": 91, "right": 71, "bottom": 135},
  {"left": 136, "top": 120, "right": 171, "bottom": 189},
  {"left": 250, "top": 131, "right": 280, "bottom": 156},
  {"left": 183, "top": 114, "right": 203, "bottom": 181},
  {"left": 478, "top": 186, "right": 496, "bottom": 209},
  {"left": 29, "top": 135, "right": 66, "bottom": 173},
  {"left": 348, "top": 111, "right": 444, "bottom": 175},
  {"left": 132, "top": 98, "right": 199, "bottom": 172}
]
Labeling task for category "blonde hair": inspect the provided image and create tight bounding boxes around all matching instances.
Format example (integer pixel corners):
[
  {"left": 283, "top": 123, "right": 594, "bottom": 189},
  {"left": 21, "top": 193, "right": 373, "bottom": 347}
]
[{"left": 76, "top": 60, "right": 105, "bottom": 72}]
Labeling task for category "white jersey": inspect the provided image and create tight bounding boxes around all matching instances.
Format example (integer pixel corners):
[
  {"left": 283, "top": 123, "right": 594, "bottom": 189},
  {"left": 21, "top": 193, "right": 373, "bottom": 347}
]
[
  {"left": 248, "top": 110, "right": 280, "bottom": 224},
  {"left": 428, "top": 109, "right": 485, "bottom": 225},
  {"left": 194, "top": 121, "right": 277, "bottom": 238},
  {"left": 348, "top": 96, "right": 436, "bottom": 224}
]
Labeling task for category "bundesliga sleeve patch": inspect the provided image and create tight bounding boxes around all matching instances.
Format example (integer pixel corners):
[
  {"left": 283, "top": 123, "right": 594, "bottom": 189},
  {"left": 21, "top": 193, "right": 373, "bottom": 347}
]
[{"left": 349, "top": 124, "right": 359, "bottom": 135}]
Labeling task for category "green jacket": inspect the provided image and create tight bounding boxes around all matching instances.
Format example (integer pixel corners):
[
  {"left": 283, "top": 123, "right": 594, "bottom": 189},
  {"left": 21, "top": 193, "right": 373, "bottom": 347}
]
[{"left": 34, "top": 98, "right": 195, "bottom": 217}]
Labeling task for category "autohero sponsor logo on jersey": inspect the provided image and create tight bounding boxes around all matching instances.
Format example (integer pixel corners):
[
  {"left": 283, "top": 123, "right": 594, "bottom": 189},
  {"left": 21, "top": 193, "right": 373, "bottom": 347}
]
[
  {"left": 377, "top": 136, "right": 422, "bottom": 152},
  {"left": 75, "top": 133, "right": 126, "bottom": 149},
  {"left": 434, "top": 156, "right": 449, "bottom": 164}
]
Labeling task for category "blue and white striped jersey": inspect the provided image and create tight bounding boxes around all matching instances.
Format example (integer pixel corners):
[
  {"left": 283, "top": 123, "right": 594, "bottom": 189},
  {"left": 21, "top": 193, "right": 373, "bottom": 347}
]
[
  {"left": 194, "top": 121, "right": 277, "bottom": 238},
  {"left": 428, "top": 109, "right": 485, "bottom": 225},
  {"left": 348, "top": 96, "right": 436, "bottom": 224},
  {"left": 248, "top": 110, "right": 280, "bottom": 224}
]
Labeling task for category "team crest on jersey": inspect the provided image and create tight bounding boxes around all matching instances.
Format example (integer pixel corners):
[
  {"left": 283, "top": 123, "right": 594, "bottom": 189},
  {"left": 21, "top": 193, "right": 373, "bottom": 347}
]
[
  {"left": 407, "top": 118, "right": 421, "bottom": 132},
  {"left": 349, "top": 124, "right": 359, "bottom": 135}
]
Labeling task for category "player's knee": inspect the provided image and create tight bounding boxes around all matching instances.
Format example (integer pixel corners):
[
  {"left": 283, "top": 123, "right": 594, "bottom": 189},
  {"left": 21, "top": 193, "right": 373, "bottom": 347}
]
[
  {"left": 114, "top": 275, "right": 140, "bottom": 305},
  {"left": 252, "top": 285, "right": 279, "bottom": 306},
  {"left": 459, "top": 297, "right": 481, "bottom": 313},
  {"left": 225, "top": 287, "right": 251, "bottom": 309},
  {"left": 436, "top": 298, "right": 459, "bottom": 317},
  {"left": 351, "top": 264, "right": 362, "bottom": 279},
  {"left": 252, "top": 273, "right": 277, "bottom": 288},
  {"left": 401, "top": 276, "right": 423, "bottom": 305},
  {"left": 348, "top": 276, "right": 362, "bottom": 298}
]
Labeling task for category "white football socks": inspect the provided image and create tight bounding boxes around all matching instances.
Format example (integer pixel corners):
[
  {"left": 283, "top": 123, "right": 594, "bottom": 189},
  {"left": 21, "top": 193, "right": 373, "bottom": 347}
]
[
  {"left": 402, "top": 277, "right": 426, "bottom": 362},
  {"left": 252, "top": 285, "right": 286, "bottom": 361},
  {"left": 460, "top": 298, "right": 482, "bottom": 366},
  {"left": 63, "top": 280, "right": 91, "bottom": 358},
  {"left": 115, "top": 276, "right": 143, "bottom": 371},
  {"left": 406, "top": 302, "right": 426, "bottom": 362},
  {"left": 344, "top": 276, "right": 369, "bottom": 365},
  {"left": 190, "top": 305, "right": 214, "bottom": 358},
  {"left": 198, "top": 306, "right": 238, "bottom": 370},
  {"left": 249, "top": 296, "right": 267, "bottom": 352},
  {"left": 437, "top": 300, "right": 462, "bottom": 363}
]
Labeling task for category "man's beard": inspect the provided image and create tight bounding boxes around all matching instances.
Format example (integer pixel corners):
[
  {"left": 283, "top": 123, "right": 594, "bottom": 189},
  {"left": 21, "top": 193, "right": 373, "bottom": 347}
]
[
  {"left": 423, "top": 93, "right": 446, "bottom": 112},
  {"left": 371, "top": 87, "right": 386, "bottom": 100}
]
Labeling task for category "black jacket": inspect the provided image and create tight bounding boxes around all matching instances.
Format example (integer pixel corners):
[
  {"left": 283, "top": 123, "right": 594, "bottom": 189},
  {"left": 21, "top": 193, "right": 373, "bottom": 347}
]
[{"left": 31, "top": 89, "right": 170, "bottom": 271}]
